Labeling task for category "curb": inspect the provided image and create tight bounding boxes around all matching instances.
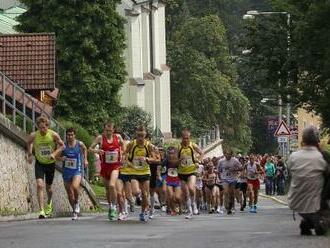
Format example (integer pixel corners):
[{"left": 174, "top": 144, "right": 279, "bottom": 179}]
[{"left": 260, "top": 193, "right": 288, "bottom": 206}]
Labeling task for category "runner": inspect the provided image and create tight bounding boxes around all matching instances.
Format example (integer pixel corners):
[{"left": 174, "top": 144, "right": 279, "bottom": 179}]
[
  {"left": 149, "top": 146, "right": 163, "bottom": 219},
  {"left": 246, "top": 155, "right": 262, "bottom": 213},
  {"left": 89, "top": 121, "right": 125, "bottom": 220},
  {"left": 125, "top": 126, "right": 159, "bottom": 222},
  {"left": 164, "top": 147, "right": 181, "bottom": 215},
  {"left": 203, "top": 162, "right": 218, "bottom": 213},
  {"left": 178, "top": 129, "right": 204, "bottom": 219},
  {"left": 195, "top": 162, "right": 204, "bottom": 211},
  {"left": 60, "top": 127, "right": 88, "bottom": 220},
  {"left": 26, "top": 116, "right": 64, "bottom": 218},
  {"left": 218, "top": 150, "right": 242, "bottom": 215},
  {"left": 237, "top": 157, "right": 248, "bottom": 212}
]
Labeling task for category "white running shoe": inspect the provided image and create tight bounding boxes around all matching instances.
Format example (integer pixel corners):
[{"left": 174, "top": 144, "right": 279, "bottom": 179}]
[
  {"left": 185, "top": 213, "right": 193, "bottom": 219},
  {"left": 118, "top": 212, "right": 126, "bottom": 221},
  {"left": 72, "top": 212, "right": 78, "bottom": 221},
  {"left": 193, "top": 204, "right": 199, "bottom": 215},
  {"left": 149, "top": 210, "right": 154, "bottom": 219},
  {"left": 161, "top": 205, "right": 167, "bottom": 212},
  {"left": 74, "top": 202, "right": 80, "bottom": 214}
]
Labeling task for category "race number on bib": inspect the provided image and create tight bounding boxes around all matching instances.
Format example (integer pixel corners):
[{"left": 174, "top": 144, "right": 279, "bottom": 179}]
[
  {"left": 132, "top": 157, "right": 146, "bottom": 170},
  {"left": 64, "top": 158, "right": 77, "bottom": 169},
  {"left": 105, "top": 151, "right": 119, "bottom": 164},
  {"left": 39, "top": 146, "right": 52, "bottom": 157},
  {"left": 181, "top": 157, "right": 193, "bottom": 167},
  {"left": 168, "top": 168, "right": 178, "bottom": 177}
]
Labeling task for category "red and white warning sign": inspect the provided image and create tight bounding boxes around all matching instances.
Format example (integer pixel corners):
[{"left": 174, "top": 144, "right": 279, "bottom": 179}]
[{"left": 274, "top": 120, "right": 291, "bottom": 136}]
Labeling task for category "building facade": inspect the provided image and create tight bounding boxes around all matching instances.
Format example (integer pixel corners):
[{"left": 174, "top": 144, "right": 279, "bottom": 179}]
[{"left": 118, "top": 0, "right": 171, "bottom": 138}]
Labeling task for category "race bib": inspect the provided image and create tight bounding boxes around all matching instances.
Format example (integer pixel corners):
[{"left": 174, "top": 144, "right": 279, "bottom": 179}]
[
  {"left": 105, "top": 151, "right": 119, "bottom": 164},
  {"left": 64, "top": 158, "right": 77, "bottom": 169},
  {"left": 181, "top": 157, "right": 193, "bottom": 167},
  {"left": 132, "top": 157, "right": 147, "bottom": 170},
  {"left": 226, "top": 171, "right": 233, "bottom": 178},
  {"left": 168, "top": 168, "right": 178, "bottom": 177},
  {"left": 39, "top": 146, "right": 52, "bottom": 157}
]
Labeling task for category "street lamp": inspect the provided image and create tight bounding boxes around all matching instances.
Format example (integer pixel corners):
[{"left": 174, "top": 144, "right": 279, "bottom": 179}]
[{"left": 243, "top": 10, "right": 292, "bottom": 156}]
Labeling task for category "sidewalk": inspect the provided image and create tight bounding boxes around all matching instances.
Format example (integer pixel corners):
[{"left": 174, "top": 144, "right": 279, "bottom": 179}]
[{"left": 259, "top": 183, "right": 288, "bottom": 206}]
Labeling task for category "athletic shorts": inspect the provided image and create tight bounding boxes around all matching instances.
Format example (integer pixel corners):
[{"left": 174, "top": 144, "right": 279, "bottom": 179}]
[
  {"left": 130, "top": 175, "right": 150, "bottom": 183},
  {"left": 222, "top": 180, "right": 237, "bottom": 187},
  {"left": 239, "top": 182, "right": 248, "bottom": 193},
  {"left": 118, "top": 174, "right": 131, "bottom": 183},
  {"left": 216, "top": 184, "right": 224, "bottom": 191},
  {"left": 247, "top": 179, "right": 260, "bottom": 190},
  {"left": 100, "top": 164, "right": 120, "bottom": 180},
  {"left": 166, "top": 181, "right": 181, "bottom": 188},
  {"left": 63, "top": 171, "right": 82, "bottom": 182},
  {"left": 35, "top": 160, "right": 55, "bottom": 185},
  {"left": 179, "top": 173, "right": 197, "bottom": 182}
]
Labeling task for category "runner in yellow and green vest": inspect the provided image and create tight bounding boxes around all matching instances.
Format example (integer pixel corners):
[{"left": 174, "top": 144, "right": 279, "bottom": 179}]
[
  {"left": 178, "top": 129, "right": 204, "bottom": 219},
  {"left": 26, "top": 116, "right": 64, "bottom": 219}
]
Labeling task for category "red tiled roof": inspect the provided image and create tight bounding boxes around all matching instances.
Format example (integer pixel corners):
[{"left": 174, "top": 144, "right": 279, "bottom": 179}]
[{"left": 0, "top": 33, "right": 56, "bottom": 90}]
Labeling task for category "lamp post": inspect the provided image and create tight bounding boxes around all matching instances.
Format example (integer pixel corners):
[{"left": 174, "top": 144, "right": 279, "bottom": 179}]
[{"left": 243, "top": 10, "right": 292, "bottom": 156}]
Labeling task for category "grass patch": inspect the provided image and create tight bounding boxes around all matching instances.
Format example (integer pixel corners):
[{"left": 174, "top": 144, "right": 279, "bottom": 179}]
[{"left": 91, "top": 181, "right": 106, "bottom": 199}]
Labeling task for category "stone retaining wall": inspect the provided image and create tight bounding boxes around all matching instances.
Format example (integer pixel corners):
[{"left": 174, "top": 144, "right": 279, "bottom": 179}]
[{"left": 0, "top": 114, "right": 98, "bottom": 217}]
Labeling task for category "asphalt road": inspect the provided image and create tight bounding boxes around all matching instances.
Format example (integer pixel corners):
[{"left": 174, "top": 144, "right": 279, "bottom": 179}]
[{"left": 0, "top": 198, "right": 329, "bottom": 248}]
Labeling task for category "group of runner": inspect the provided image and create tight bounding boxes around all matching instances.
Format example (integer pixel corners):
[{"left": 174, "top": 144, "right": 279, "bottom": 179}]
[{"left": 26, "top": 116, "right": 265, "bottom": 221}]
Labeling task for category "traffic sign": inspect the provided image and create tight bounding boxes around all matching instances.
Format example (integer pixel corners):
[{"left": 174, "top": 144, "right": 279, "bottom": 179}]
[
  {"left": 274, "top": 120, "right": 291, "bottom": 136},
  {"left": 278, "top": 136, "right": 288, "bottom": 143}
]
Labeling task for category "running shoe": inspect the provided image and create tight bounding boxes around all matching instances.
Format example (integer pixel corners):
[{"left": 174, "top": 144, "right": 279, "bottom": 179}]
[
  {"left": 38, "top": 209, "right": 46, "bottom": 219},
  {"left": 253, "top": 205, "right": 257, "bottom": 213},
  {"left": 240, "top": 206, "right": 244, "bottom": 212},
  {"left": 139, "top": 212, "right": 147, "bottom": 222},
  {"left": 149, "top": 210, "right": 154, "bottom": 219},
  {"left": 161, "top": 205, "right": 167, "bottom": 212},
  {"left": 227, "top": 209, "right": 232, "bottom": 215},
  {"left": 109, "top": 208, "right": 118, "bottom": 220},
  {"left": 44, "top": 201, "right": 53, "bottom": 217},
  {"left": 185, "top": 213, "right": 193, "bottom": 219},
  {"left": 193, "top": 204, "right": 199, "bottom": 215},
  {"left": 72, "top": 212, "right": 78, "bottom": 221},
  {"left": 118, "top": 212, "right": 126, "bottom": 221},
  {"left": 249, "top": 206, "right": 254, "bottom": 213},
  {"left": 74, "top": 202, "right": 80, "bottom": 214}
]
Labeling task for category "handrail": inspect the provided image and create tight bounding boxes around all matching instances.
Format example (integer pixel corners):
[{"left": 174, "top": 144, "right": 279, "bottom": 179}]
[
  {"left": 0, "top": 71, "right": 66, "bottom": 138},
  {"left": 197, "top": 125, "right": 221, "bottom": 149}
]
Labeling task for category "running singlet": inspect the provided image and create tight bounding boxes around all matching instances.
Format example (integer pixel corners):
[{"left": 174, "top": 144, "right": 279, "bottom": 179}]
[
  {"left": 34, "top": 129, "right": 56, "bottom": 164},
  {"left": 246, "top": 162, "right": 258, "bottom": 180},
  {"left": 62, "top": 141, "right": 82, "bottom": 173},
  {"left": 128, "top": 140, "right": 151, "bottom": 175},
  {"left": 165, "top": 161, "right": 180, "bottom": 183},
  {"left": 218, "top": 158, "right": 241, "bottom": 182},
  {"left": 178, "top": 142, "right": 197, "bottom": 175},
  {"left": 101, "top": 134, "right": 121, "bottom": 167}
]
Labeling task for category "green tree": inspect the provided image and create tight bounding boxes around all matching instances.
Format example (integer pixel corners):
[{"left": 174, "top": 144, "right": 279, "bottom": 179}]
[
  {"left": 117, "top": 105, "right": 152, "bottom": 139},
  {"left": 168, "top": 14, "right": 252, "bottom": 152},
  {"left": 17, "top": 0, "right": 126, "bottom": 132}
]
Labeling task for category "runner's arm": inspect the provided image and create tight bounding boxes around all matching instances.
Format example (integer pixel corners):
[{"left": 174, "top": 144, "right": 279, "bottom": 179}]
[
  {"left": 51, "top": 132, "right": 65, "bottom": 159},
  {"left": 89, "top": 135, "right": 103, "bottom": 154},
  {"left": 26, "top": 132, "right": 36, "bottom": 163},
  {"left": 116, "top": 134, "right": 126, "bottom": 156},
  {"left": 80, "top": 141, "right": 89, "bottom": 168},
  {"left": 146, "top": 144, "right": 160, "bottom": 164},
  {"left": 193, "top": 144, "right": 204, "bottom": 162}
]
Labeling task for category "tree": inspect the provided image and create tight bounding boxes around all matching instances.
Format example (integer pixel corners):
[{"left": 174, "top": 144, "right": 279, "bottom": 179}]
[
  {"left": 167, "top": 14, "right": 252, "bottom": 152},
  {"left": 17, "top": 0, "right": 126, "bottom": 132},
  {"left": 117, "top": 106, "right": 152, "bottom": 139}
]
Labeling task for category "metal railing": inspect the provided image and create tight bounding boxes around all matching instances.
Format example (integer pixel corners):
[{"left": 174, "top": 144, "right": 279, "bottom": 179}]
[
  {"left": 0, "top": 72, "right": 65, "bottom": 138},
  {"left": 197, "top": 125, "right": 221, "bottom": 149}
]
